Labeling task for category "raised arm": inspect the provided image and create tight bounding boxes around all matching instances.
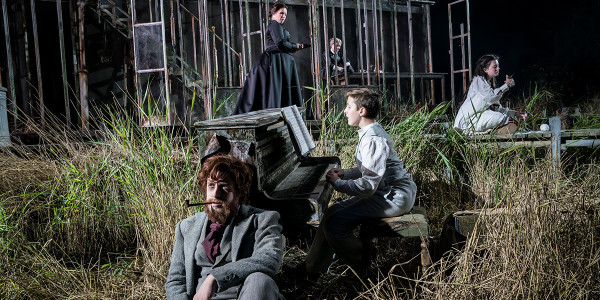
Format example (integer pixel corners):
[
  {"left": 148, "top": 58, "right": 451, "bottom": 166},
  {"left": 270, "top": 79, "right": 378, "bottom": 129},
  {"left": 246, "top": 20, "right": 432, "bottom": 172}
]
[
  {"left": 470, "top": 76, "right": 506, "bottom": 104},
  {"left": 471, "top": 76, "right": 522, "bottom": 118}
]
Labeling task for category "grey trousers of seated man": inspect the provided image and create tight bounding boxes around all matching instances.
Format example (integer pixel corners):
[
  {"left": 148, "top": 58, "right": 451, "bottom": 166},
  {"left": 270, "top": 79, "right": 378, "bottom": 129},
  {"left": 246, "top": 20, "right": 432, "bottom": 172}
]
[
  {"left": 306, "top": 179, "right": 417, "bottom": 273},
  {"left": 211, "top": 272, "right": 283, "bottom": 300}
]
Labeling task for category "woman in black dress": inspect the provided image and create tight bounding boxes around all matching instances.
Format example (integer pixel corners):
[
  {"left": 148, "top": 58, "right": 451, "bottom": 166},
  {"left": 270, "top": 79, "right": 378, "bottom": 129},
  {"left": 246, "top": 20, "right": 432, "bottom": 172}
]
[{"left": 232, "top": 3, "right": 305, "bottom": 115}]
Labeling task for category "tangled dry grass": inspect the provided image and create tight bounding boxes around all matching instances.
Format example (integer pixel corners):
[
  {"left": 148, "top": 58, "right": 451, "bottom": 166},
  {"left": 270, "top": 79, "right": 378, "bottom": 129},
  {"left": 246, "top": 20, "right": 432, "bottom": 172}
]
[{"left": 1, "top": 98, "right": 600, "bottom": 299}]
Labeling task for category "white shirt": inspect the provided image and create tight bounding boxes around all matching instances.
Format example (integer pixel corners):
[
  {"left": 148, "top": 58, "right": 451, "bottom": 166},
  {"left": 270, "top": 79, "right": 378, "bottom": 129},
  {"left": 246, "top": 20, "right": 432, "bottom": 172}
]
[{"left": 333, "top": 122, "right": 409, "bottom": 198}]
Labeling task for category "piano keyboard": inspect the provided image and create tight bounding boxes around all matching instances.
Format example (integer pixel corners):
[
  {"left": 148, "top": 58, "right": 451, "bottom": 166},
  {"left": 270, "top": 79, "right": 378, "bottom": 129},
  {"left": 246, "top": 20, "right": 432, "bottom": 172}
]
[{"left": 270, "top": 163, "right": 337, "bottom": 199}]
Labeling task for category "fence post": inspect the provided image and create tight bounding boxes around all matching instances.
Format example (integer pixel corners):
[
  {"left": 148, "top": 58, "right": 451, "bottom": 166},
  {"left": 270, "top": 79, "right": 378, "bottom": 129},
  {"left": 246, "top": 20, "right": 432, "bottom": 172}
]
[
  {"left": 549, "top": 116, "right": 561, "bottom": 172},
  {"left": 0, "top": 87, "right": 10, "bottom": 146}
]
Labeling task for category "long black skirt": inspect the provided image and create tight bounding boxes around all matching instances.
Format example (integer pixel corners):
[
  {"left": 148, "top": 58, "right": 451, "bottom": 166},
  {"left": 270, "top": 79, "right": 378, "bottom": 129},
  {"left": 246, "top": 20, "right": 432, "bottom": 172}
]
[{"left": 233, "top": 51, "right": 302, "bottom": 115}]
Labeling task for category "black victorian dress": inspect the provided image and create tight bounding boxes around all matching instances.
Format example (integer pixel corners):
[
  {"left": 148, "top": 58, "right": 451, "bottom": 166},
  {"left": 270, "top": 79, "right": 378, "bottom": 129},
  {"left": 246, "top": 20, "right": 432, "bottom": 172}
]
[{"left": 233, "top": 20, "right": 303, "bottom": 115}]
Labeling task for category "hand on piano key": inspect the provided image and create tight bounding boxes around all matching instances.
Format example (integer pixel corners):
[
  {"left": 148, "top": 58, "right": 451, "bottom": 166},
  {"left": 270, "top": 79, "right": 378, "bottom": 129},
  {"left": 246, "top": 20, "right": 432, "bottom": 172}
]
[{"left": 326, "top": 168, "right": 344, "bottom": 184}]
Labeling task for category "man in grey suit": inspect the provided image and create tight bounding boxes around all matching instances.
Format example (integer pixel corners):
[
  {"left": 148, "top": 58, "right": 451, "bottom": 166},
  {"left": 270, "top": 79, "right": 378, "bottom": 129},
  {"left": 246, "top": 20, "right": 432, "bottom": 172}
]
[{"left": 165, "top": 154, "right": 284, "bottom": 300}]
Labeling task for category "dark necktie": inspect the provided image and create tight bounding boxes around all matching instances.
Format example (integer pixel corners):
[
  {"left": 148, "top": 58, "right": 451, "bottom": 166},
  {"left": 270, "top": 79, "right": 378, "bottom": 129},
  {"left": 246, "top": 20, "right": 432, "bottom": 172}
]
[{"left": 201, "top": 221, "right": 226, "bottom": 264}]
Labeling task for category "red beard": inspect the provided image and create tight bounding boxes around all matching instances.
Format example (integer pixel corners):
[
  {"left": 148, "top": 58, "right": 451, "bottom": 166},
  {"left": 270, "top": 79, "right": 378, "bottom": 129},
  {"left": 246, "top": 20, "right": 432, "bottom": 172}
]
[{"left": 205, "top": 198, "right": 239, "bottom": 224}]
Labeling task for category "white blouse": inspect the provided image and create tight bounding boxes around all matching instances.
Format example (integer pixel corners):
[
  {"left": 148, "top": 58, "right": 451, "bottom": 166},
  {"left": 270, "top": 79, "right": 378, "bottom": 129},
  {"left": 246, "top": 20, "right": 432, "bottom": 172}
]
[{"left": 454, "top": 76, "right": 515, "bottom": 132}]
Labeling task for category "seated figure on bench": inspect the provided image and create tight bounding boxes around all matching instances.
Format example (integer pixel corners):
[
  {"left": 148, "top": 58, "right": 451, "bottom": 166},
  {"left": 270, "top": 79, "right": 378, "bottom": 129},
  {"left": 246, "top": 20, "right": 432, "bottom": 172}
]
[
  {"left": 453, "top": 54, "right": 526, "bottom": 134},
  {"left": 305, "top": 88, "right": 418, "bottom": 273},
  {"left": 321, "top": 38, "right": 355, "bottom": 86}
]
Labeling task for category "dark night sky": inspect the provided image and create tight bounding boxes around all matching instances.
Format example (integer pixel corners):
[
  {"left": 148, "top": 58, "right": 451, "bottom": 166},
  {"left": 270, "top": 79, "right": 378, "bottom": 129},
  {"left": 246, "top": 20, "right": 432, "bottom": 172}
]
[{"left": 429, "top": 0, "right": 600, "bottom": 104}]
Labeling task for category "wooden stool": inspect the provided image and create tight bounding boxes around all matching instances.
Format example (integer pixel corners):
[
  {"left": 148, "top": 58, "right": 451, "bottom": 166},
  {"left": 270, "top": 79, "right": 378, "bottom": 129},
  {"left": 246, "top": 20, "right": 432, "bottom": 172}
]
[{"left": 359, "top": 206, "right": 431, "bottom": 272}]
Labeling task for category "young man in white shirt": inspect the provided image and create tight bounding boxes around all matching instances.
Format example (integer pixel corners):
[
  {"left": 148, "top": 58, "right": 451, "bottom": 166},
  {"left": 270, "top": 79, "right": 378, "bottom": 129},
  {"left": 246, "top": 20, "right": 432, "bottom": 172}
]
[{"left": 305, "top": 88, "right": 417, "bottom": 274}]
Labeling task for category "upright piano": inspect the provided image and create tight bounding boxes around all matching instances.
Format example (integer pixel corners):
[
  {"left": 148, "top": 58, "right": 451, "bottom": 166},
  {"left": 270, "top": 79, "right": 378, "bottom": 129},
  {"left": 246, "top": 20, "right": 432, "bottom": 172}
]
[{"left": 193, "top": 106, "right": 341, "bottom": 231}]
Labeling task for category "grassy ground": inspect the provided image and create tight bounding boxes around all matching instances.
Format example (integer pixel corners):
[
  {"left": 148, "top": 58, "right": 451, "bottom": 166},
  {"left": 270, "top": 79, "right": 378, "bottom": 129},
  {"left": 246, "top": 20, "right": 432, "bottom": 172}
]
[{"left": 1, "top": 91, "right": 600, "bottom": 299}]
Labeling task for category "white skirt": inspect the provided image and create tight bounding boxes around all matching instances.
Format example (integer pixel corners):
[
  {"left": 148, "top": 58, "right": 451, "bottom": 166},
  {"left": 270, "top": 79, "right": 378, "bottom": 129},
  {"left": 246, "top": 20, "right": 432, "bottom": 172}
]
[{"left": 467, "top": 110, "right": 509, "bottom": 133}]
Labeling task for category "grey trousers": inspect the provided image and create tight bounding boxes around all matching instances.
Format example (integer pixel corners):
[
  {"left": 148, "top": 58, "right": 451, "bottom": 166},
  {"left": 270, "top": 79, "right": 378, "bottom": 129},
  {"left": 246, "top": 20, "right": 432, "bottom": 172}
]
[
  {"left": 306, "top": 179, "right": 417, "bottom": 273},
  {"left": 237, "top": 272, "right": 282, "bottom": 300}
]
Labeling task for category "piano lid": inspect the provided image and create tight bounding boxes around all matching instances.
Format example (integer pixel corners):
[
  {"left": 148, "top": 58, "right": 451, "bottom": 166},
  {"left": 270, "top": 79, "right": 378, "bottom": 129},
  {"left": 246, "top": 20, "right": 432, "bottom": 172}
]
[
  {"left": 192, "top": 106, "right": 314, "bottom": 157},
  {"left": 193, "top": 106, "right": 309, "bottom": 130},
  {"left": 281, "top": 105, "right": 315, "bottom": 157},
  {"left": 193, "top": 108, "right": 283, "bottom": 130}
]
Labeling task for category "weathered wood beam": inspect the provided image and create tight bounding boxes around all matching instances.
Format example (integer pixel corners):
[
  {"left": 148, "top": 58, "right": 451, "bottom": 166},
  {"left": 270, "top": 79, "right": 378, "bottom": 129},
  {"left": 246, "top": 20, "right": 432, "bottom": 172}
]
[
  {"left": 213, "top": 0, "right": 426, "bottom": 13},
  {"left": 363, "top": 206, "right": 429, "bottom": 237}
]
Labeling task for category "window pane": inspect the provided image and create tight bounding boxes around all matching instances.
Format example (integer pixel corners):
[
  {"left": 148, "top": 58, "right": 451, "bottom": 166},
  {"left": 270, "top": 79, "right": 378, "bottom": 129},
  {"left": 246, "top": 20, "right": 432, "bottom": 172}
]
[{"left": 134, "top": 24, "right": 164, "bottom": 71}]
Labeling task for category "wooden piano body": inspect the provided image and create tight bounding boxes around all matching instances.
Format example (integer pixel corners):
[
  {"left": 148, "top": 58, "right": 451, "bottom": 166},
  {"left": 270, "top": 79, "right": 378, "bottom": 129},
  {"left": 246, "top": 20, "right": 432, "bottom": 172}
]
[{"left": 193, "top": 107, "right": 341, "bottom": 231}]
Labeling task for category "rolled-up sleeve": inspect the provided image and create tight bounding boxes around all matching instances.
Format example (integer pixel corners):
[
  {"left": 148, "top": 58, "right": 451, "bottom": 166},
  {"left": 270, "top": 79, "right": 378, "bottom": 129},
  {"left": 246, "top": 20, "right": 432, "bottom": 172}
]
[{"left": 342, "top": 167, "right": 361, "bottom": 180}]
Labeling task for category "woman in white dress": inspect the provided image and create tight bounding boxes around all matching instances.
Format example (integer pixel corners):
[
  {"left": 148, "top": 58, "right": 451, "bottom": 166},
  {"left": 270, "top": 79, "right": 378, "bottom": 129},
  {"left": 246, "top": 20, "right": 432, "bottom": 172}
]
[{"left": 454, "top": 54, "right": 526, "bottom": 134}]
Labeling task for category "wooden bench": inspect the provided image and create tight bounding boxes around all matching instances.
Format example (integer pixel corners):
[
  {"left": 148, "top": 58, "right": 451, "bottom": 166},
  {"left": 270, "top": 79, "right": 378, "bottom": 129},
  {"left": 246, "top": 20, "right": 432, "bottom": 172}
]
[{"left": 359, "top": 206, "right": 432, "bottom": 270}]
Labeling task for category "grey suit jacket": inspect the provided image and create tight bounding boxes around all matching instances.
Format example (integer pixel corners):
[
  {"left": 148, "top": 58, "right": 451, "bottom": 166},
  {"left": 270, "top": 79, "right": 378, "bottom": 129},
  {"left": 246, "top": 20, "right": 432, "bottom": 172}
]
[{"left": 165, "top": 205, "right": 284, "bottom": 300}]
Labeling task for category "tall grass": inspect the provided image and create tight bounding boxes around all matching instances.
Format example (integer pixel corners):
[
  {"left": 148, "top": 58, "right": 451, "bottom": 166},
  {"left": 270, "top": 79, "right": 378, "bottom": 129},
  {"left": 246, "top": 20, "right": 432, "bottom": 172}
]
[
  {"left": 408, "top": 148, "right": 600, "bottom": 299},
  {"left": 0, "top": 108, "right": 201, "bottom": 298},
  {"left": 355, "top": 140, "right": 600, "bottom": 299},
  {"left": 308, "top": 89, "right": 600, "bottom": 299},
  {"left": 2, "top": 87, "right": 600, "bottom": 299}
]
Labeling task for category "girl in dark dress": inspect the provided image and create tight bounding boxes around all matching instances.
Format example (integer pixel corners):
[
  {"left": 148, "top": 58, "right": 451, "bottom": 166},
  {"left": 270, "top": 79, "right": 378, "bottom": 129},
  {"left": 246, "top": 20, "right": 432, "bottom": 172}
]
[{"left": 232, "top": 3, "right": 305, "bottom": 115}]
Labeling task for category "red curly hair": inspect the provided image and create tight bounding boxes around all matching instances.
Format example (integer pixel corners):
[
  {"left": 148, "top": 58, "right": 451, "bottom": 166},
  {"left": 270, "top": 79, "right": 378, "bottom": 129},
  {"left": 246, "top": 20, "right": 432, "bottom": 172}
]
[{"left": 198, "top": 155, "right": 252, "bottom": 204}]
